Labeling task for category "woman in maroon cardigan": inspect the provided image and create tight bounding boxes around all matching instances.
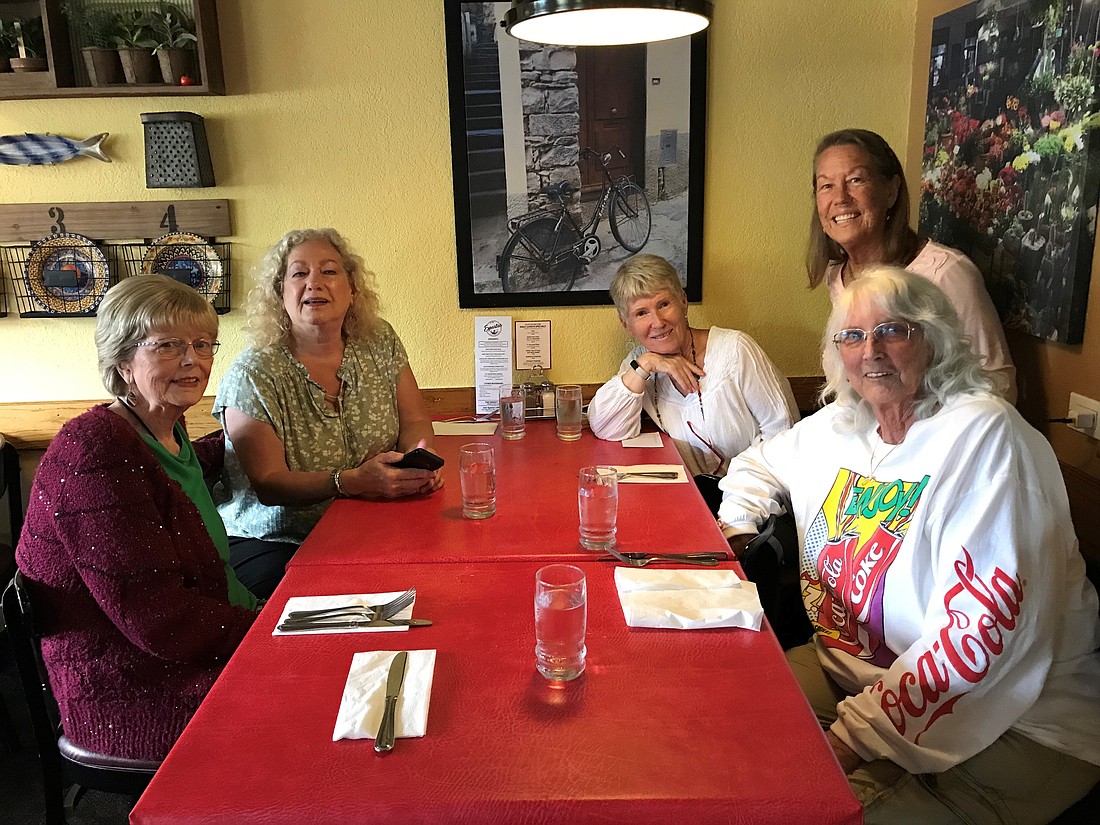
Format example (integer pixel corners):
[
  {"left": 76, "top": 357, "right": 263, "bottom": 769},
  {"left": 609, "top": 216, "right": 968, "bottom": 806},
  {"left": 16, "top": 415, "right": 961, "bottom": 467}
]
[{"left": 17, "top": 275, "right": 257, "bottom": 761}]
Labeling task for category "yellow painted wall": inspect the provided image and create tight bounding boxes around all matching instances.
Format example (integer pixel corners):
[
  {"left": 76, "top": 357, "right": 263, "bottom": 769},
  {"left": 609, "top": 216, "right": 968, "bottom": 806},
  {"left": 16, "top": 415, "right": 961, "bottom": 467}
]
[
  {"left": 0, "top": 0, "right": 919, "bottom": 406},
  {"left": 911, "top": 1, "right": 1100, "bottom": 476}
]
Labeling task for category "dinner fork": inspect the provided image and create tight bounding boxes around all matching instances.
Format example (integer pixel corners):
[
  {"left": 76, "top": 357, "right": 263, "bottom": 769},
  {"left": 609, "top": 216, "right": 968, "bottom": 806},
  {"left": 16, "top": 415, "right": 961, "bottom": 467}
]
[
  {"left": 597, "top": 552, "right": 727, "bottom": 563},
  {"left": 284, "top": 587, "right": 415, "bottom": 621},
  {"left": 612, "top": 555, "right": 720, "bottom": 568}
]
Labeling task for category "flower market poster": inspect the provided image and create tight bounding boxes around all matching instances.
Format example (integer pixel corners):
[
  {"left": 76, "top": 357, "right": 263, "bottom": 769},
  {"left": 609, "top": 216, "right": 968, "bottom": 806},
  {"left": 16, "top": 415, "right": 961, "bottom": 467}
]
[{"left": 921, "top": 0, "right": 1099, "bottom": 344}]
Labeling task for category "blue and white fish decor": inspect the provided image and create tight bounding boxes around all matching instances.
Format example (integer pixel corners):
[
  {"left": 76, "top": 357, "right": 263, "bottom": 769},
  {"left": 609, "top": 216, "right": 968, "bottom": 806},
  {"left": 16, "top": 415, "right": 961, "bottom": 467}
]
[{"left": 0, "top": 132, "right": 111, "bottom": 165}]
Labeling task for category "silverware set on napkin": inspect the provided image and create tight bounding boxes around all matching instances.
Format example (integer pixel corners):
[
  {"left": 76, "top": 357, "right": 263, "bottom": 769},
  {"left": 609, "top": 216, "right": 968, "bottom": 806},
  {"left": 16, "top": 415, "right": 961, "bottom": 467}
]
[{"left": 278, "top": 588, "right": 432, "bottom": 631}]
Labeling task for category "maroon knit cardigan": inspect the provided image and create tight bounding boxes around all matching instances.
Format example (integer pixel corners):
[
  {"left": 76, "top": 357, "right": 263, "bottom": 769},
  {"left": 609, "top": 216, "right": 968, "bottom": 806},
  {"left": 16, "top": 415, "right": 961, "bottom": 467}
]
[{"left": 16, "top": 405, "right": 256, "bottom": 760}]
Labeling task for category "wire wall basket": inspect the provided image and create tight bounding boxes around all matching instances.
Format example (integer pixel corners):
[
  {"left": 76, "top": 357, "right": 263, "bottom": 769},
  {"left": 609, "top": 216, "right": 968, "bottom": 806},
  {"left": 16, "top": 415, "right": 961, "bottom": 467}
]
[
  {"left": 117, "top": 238, "right": 230, "bottom": 314},
  {"left": 1, "top": 239, "right": 231, "bottom": 318}
]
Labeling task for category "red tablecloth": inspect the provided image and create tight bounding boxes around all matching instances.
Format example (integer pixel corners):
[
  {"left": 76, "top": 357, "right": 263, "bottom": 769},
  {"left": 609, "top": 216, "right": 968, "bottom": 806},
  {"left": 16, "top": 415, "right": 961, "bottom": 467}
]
[
  {"left": 290, "top": 421, "right": 731, "bottom": 567},
  {"left": 131, "top": 561, "right": 862, "bottom": 825}
]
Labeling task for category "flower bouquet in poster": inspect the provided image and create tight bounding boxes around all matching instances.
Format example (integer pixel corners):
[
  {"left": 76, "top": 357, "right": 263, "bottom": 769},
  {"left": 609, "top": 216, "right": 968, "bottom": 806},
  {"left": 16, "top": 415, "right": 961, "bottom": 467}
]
[{"left": 920, "top": 0, "right": 1100, "bottom": 343}]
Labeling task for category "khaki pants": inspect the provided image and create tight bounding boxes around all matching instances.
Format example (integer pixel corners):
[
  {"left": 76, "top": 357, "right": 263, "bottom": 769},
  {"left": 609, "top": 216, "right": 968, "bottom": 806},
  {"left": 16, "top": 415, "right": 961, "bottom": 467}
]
[{"left": 786, "top": 643, "right": 1100, "bottom": 825}]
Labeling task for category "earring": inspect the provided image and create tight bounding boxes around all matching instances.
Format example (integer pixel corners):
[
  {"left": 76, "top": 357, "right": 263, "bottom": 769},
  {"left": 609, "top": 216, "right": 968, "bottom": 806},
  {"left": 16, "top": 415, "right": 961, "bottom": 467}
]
[{"left": 123, "top": 381, "right": 137, "bottom": 407}]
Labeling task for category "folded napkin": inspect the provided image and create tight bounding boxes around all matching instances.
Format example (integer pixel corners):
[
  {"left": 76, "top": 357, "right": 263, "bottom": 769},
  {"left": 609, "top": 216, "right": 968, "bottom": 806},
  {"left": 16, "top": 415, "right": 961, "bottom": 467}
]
[
  {"left": 612, "top": 463, "right": 688, "bottom": 483},
  {"left": 432, "top": 421, "right": 498, "bottom": 436},
  {"left": 614, "top": 567, "right": 763, "bottom": 630},
  {"left": 622, "top": 432, "right": 663, "bottom": 448},
  {"left": 333, "top": 649, "right": 437, "bottom": 742},
  {"left": 272, "top": 591, "right": 416, "bottom": 636}
]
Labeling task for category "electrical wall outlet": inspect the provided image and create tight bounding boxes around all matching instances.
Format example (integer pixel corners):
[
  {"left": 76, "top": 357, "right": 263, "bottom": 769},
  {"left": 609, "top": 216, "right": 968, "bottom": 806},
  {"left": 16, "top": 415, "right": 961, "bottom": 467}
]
[{"left": 1068, "top": 392, "right": 1100, "bottom": 439}]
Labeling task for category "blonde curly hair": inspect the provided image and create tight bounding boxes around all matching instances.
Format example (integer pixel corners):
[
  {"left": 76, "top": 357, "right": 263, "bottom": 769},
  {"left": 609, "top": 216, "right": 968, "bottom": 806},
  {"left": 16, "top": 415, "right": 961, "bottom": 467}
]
[{"left": 244, "top": 228, "right": 381, "bottom": 349}]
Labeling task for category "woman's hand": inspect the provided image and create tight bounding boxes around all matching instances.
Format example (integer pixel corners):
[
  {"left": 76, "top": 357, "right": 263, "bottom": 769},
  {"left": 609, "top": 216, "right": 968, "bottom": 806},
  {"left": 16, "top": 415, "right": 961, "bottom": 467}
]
[
  {"left": 825, "top": 729, "right": 864, "bottom": 774},
  {"left": 342, "top": 440, "right": 443, "bottom": 499},
  {"left": 636, "top": 351, "right": 705, "bottom": 396}
]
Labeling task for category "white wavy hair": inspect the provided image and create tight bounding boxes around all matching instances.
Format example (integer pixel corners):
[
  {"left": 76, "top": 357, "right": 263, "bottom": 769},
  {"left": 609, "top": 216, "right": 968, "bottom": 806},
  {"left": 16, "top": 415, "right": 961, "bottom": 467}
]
[{"left": 819, "top": 265, "right": 993, "bottom": 432}]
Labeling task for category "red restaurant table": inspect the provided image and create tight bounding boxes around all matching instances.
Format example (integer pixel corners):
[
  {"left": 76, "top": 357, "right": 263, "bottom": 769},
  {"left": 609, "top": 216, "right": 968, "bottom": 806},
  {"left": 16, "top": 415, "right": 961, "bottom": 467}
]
[
  {"left": 130, "top": 560, "right": 862, "bottom": 825},
  {"left": 291, "top": 420, "right": 732, "bottom": 567}
]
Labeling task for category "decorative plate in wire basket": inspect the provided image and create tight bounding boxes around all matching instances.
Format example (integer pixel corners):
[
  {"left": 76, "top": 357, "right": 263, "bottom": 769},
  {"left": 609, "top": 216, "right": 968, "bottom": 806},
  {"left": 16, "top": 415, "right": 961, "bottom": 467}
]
[
  {"left": 141, "top": 232, "right": 223, "bottom": 301},
  {"left": 24, "top": 233, "right": 110, "bottom": 314}
]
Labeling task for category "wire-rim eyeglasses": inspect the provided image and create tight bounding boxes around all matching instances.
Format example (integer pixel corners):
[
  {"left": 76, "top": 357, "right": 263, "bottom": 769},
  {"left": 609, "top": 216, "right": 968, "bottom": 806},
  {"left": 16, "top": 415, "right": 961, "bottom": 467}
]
[
  {"left": 135, "top": 338, "right": 221, "bottom": 360},
  {"left": 832, "top": 321, "right": 918, "bottom": 349}
]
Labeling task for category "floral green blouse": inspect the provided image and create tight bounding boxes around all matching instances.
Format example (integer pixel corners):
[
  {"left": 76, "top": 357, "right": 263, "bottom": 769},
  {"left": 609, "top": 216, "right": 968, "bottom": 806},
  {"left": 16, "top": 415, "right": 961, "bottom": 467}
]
[{"left": 213, "top": 321, "right": 409, "bottom": 543}]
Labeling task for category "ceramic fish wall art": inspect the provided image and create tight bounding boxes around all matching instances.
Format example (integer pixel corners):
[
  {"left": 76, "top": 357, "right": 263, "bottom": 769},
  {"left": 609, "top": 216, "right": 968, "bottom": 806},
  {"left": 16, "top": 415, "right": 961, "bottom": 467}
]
[{"left": 0, "top": 132, "right": 111, "bottom": 166}]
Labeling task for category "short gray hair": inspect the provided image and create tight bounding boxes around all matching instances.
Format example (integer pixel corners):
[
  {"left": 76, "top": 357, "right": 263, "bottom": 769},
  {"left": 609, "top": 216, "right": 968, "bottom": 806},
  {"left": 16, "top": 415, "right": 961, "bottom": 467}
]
[
  {"left": 244, "top": 228, "right": 381, "bottom": 349},
  {"left": 96, "top": 274, "right": 218, "bottom": 396},
  {"left": 609, "top": 254, "right": 686, "bottom": 322},
  {"left": 820, "top": 266, "right": 992, "bottom": 431}
]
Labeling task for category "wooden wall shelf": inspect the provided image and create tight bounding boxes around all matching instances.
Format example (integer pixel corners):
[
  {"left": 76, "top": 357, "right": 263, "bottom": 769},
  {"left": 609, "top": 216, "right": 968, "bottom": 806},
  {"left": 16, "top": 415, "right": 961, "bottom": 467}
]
[{"left": 0, "top": 0, "right": 224, "bottom": 99}]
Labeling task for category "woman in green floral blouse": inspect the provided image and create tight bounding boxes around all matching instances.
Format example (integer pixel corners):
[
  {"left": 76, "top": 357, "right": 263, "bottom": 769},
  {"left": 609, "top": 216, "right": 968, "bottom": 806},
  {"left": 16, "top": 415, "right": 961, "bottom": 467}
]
[{"left": 214, "top": 228, "right": 442, "bottom": 597}]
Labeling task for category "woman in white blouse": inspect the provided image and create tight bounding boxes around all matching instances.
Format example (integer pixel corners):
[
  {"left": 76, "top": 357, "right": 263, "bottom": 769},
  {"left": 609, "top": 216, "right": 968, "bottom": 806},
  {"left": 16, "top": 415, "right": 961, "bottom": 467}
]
[{"left": 587, "top": 255, "right": 799, "bottom": 480}]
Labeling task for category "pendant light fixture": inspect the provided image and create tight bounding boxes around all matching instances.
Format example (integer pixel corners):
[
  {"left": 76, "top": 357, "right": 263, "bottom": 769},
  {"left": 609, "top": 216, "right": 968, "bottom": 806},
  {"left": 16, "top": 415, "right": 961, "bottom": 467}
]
[{"left": 502, "top": 1, "right": 713, "bottom": 47}]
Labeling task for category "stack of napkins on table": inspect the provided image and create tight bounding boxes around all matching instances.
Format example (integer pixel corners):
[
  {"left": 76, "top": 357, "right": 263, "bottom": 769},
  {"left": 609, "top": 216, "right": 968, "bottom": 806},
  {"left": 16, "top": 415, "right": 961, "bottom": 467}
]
[
  {"left": 333, "top": 649, "right": 437, "bottom": 742},
  {"left": 614, "top": 567, "right": 763, "bottom": 630}
]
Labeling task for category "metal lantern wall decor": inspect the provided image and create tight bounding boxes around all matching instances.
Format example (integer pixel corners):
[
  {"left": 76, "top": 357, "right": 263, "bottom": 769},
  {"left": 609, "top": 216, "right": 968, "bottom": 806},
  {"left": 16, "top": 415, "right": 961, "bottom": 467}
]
[{"left": 140, "top": 111, "right": 215, "bottom": 188}]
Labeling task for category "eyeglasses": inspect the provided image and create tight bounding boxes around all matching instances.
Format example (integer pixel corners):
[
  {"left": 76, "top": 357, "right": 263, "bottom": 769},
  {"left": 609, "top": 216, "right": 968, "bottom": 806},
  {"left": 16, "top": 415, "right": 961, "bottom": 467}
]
[
  {"left": 687, "top": 419, "right": 726, "bottom": 464},
  {"left": 832, "top": 321, "right": 917, "bottom": 349},
  {"left": 135, "top": 338, "right": 220, "bottom": 360}
]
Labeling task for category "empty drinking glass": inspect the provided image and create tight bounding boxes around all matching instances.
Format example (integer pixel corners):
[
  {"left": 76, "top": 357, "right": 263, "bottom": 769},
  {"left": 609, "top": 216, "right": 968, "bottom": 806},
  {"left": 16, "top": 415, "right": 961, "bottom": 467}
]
[
  {"left": 459, "top": 443, "right": 496, "bottom": 519},
  {"left": 499, "top": 384, "right": 526, "bottom": 440},
  {"left": 578, "top": 466, "right": 618, "bottom": 550},
  {"left": 555, "top": 384, "right": 583, "bottom": 441},
  {"left": 534, "top": 564, "right": 587, "bottom": 681}
]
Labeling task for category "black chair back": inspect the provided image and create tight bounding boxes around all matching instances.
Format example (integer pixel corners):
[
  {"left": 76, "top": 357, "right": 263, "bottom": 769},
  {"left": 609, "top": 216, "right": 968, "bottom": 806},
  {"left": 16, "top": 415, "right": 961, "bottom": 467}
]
[
  {"left": 2, "top": 572, "right": 159, "bottom": 825},
  {"left": 0, "top": 439, "right": 24, "bottom": 754},
  {"left": 1, "top": 438, "right": 24, "bottom": 546}
]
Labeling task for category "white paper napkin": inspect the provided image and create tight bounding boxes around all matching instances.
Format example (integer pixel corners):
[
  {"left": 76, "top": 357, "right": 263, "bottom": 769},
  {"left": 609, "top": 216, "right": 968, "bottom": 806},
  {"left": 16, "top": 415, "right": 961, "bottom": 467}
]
[
  {"left": 333, "top": 649, "right": 437, "bottom": 742},
  {"left": 622, "top": 432, "right": 663, "bottom": 447},
  {"left": 432, "top": 421, "right": 499, "bottom": 436},
  {"left": 612, "top": 463, "right": 688, "bottom": 483},
  {"left": 614, "top": 567, "right": 763, "bottom": 630},
  {"left": 273, "top": 591, "right": 416, "bottom": 636}
]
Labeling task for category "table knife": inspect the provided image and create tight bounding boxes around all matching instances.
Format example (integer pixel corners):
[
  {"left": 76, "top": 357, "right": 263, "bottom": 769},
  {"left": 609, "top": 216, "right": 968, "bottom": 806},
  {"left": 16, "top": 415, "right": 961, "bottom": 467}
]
[
  {"left": 374, "top": 651, "right": 409, "bottom": 753},
  {"left": 278, "top": 617, "right": 432, "bottom": 632},
  {"left": 598, "top": 556, "right": 726, "bottom": 563}
]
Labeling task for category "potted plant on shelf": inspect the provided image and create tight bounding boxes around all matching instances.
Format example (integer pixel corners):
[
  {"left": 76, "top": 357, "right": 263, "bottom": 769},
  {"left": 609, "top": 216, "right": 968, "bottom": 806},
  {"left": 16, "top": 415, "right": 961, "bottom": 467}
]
[
  {"left": 0, "top": 20, "right": 19, "bottom": 73},
  {"left": 11, "top": 16, "right": 48, "bottom": 72},
  {"left": 62, "top": 1, "right": 123, "bottom": 86},
  {"left": 150, "top": 4, "right": 198, "bottom": 85},
  {"left": 112, "top": 9, "right": 158, "bottom": 84}
]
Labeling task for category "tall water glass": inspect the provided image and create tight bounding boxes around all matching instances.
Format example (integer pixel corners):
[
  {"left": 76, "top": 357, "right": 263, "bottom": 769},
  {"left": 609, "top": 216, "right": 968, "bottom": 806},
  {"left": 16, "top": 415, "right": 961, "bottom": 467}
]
[
  {"left": 534, "top": 564, "right": 587, "bottom": 681},
  {"left": 555, "top": 384, "right": 583, "bottom": 441},
  {"left": 499, "top": 384, "right": 526, "bottom": 440},
  {"left": 459, "top": 443, "right": 496, "bottom": 519},
  {"left": 578, "top": 466, "right": 618, "bottom": 550}
]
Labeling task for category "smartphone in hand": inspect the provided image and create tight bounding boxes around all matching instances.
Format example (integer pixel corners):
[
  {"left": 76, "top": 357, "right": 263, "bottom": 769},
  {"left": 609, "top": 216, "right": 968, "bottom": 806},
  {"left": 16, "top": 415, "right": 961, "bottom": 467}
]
[{"left": 389, "top": 447, "right": 445, "bottom": 471}]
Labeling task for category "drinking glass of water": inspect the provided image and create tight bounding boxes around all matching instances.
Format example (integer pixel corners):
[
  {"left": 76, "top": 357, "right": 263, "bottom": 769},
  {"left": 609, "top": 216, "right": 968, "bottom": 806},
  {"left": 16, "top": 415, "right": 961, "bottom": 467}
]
[
  {"left": 555, "top": 384, "right": 583, "bottom": 441},
  {"left": 578, "top": 466, "right": 618, "bottom": 551},
  {"left": 534, "top": 564, "right": 586, "bottom": 681},
  {"left": 499, "top": 384, "right": 526, "bottom": 440},
  {"left": 459, "top": 443, "right": 496, "bottom": 519}
]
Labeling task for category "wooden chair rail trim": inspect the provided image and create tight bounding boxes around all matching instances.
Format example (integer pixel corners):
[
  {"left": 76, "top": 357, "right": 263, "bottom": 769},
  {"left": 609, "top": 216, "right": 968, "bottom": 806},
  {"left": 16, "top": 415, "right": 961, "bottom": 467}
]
[{"left": 0, "top": 377, "right": 826, "bottom": 451}]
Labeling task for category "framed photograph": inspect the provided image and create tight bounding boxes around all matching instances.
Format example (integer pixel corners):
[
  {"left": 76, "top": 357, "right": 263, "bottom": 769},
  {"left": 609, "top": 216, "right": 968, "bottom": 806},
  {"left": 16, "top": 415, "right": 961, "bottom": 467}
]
[
  {"left": 444, "top": 0, "right": 708, "bottom": 309},
  {"left": 920, "top": 0, "right": 1099, "bottom": 344}
]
